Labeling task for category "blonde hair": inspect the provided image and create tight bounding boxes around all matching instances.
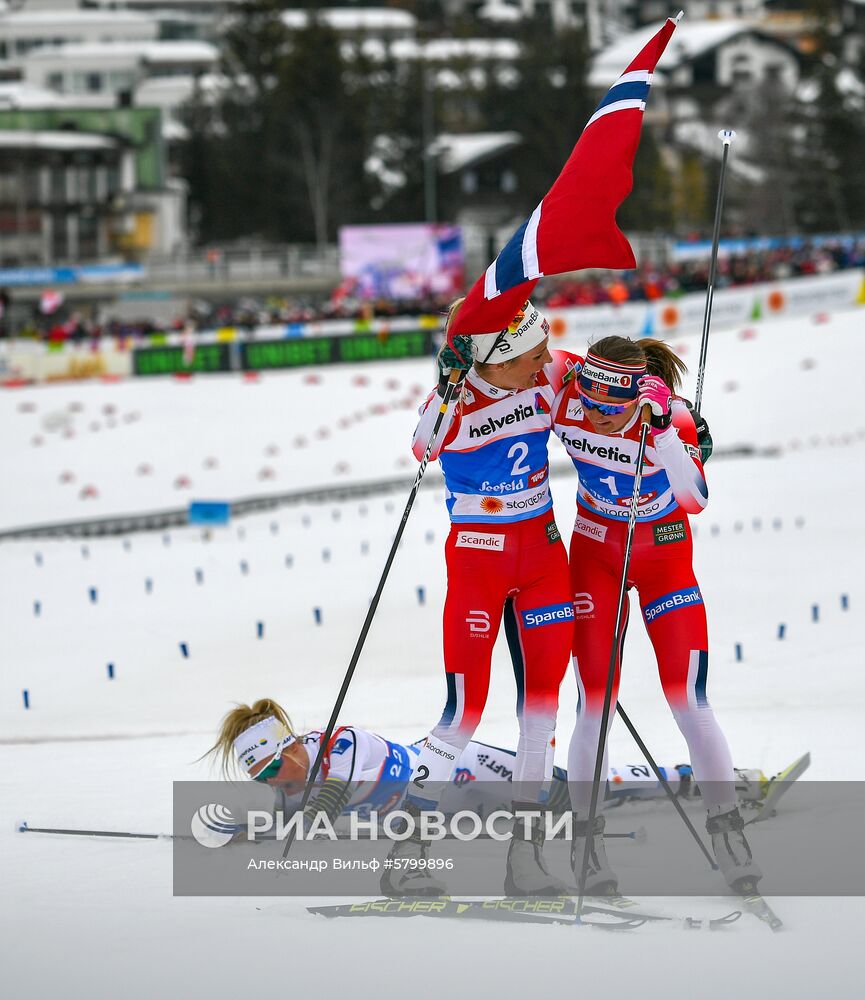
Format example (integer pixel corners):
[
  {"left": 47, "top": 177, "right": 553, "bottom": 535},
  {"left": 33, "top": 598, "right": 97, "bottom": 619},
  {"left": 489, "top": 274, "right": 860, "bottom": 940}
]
[
  {"left": 589, "top": 335, "right": 687, "bottom": 392},
  {"left": 204, "top": 698, "right": 295, "bottom": 778}
]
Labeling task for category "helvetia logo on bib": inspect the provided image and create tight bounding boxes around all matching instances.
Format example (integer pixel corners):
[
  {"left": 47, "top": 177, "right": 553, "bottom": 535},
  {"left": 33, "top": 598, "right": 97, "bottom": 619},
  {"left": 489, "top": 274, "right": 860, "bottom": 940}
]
[{"left": 190, "top": 803, "right": 237, "bottom": 848}]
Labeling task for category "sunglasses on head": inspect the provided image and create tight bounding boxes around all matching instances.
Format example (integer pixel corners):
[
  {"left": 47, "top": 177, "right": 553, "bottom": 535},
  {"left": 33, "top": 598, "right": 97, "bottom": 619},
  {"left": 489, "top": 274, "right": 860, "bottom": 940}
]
[{"left": 578, "top": 389, "right": 634, "bottom": 416}]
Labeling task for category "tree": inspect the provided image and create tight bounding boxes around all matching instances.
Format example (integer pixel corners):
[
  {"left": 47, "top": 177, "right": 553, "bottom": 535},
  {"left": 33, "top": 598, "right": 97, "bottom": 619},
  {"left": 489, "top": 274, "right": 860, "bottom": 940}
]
[{"left": 180, "top": 1, "right": 371, "bottom": 244}]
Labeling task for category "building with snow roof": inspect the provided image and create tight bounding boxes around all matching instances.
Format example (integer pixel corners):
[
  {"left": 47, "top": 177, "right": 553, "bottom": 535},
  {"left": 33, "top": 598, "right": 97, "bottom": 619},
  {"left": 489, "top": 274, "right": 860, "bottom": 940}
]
[
  {"left": 590, "top": 17, "right": 800, "bottom": 113},
  {"left": 20, "top": 39, "right": 218, "bottom": 107}
]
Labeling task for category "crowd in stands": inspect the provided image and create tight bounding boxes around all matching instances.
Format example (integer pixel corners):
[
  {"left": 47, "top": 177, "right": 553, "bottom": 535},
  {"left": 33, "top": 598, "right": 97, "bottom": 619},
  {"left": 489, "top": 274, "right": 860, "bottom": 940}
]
[{"left": 3, "top": 238, "right": 864, "bottom": 341}]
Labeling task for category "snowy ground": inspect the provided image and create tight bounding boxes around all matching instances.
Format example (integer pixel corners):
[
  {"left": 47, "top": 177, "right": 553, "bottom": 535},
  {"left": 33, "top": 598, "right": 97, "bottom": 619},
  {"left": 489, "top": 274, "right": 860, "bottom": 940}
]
[{"left": 2, "top": 308, "right": 864, "bottom": 998}]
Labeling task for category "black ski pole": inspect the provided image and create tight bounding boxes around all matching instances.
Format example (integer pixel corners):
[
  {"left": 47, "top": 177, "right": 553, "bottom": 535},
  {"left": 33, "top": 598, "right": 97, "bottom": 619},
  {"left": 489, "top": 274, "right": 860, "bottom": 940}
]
[
  {"left": 614, "top": 704, "right": 717, "bottom": 869},
  {"left": 694, "top": 129, "right": 736, "bottom": 413},
  {"left": 282, "top": 369, "right": 463, "bottom": 859},
  {"left": 17, "top": 821, "right": 176, "bottom": 841},
  {"left": 575, "top": 405, "right": 652, "bottom": 917}
]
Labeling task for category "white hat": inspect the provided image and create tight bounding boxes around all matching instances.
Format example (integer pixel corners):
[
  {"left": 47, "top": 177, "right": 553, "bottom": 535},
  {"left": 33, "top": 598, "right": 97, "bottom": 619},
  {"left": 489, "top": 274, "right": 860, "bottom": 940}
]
[
  {"left": 470, "top": 301, "right": 551, "bottom": 364},
  {"left": 233, "top": 716, "right": 295, "bottom": 775}
]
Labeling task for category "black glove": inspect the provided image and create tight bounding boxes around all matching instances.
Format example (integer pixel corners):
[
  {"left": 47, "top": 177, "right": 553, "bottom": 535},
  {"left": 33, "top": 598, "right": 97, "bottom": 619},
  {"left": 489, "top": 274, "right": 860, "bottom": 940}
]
[{"left": 682, "top": 398, "right": 713, "bottom": 463}]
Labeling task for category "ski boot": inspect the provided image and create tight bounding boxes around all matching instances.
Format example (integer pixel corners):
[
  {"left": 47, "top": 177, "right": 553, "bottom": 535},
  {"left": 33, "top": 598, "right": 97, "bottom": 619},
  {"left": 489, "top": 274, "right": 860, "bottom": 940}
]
[
  {"left": 706, "top": 805, "right": 762, "bottom": 891},
  {"left": 379, "top": 800, "right": 447, "bottom": 898},
  {"left": 570, "top": 814, "right": 618, "bottom": 895},
  {"left": 504, "top": 803, "right": 570, "bottom": 896}
]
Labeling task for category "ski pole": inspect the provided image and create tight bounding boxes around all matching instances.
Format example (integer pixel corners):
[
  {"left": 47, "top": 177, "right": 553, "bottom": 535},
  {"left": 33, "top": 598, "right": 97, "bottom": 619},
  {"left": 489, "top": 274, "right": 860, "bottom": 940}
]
[
  {"left": 694, "top": 129, "right": 736, "bottom": 413},
  {"left": 576, "top": 405, "right": 652, "bottom": 917},
  {"left": 614, "top": 704, "right": 717, "bottom": 869},
  {"left": 17, "top": 821, "right": 178, "bottom": 841},
  {"left": 282, "top": 369, "right": 463, "bottom": 859}
]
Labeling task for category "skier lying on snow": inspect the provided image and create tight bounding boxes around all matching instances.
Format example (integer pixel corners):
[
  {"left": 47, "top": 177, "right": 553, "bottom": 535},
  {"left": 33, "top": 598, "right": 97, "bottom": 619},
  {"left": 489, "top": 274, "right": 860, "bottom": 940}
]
[{"left": 206, "top": 698, "right": 801, "bottom": 832}]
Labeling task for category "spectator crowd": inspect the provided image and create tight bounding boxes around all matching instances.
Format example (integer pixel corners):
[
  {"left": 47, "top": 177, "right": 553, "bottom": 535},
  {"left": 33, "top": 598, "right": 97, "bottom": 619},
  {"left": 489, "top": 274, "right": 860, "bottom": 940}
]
[{"left": 2, "top": 237, "right": 863, "bottom": 343}]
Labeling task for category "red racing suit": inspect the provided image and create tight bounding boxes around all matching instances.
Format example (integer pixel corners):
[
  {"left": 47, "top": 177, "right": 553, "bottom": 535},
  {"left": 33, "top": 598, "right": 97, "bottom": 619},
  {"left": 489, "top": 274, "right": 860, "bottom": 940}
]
[
  {"left": 552, "top": 365, "right": 736, "bottom": 813},
  {"left": 408, "top": 351, "right": 577, "bottom": 800}
]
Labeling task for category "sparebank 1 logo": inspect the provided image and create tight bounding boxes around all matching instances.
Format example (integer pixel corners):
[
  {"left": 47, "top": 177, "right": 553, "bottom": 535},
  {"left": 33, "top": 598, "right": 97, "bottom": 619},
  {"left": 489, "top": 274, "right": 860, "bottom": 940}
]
[{"left": 190, "top": 803, "right": 237, "bottom": 848}]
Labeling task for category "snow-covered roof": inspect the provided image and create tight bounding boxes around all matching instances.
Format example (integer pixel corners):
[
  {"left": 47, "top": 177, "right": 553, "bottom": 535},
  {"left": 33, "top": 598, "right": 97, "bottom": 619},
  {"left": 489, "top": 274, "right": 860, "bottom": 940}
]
[
  {"left": 391, "top": 38, "right": 520, "bottom": 61},
  {"left": 590, "top": 19, "right": 776, "bottom": 87},
  {"left": 282, "top": 8, "right": 416, "bottom": 31},
  {"left": 477, "top": 1, "right": 524, "bottom": 23},
  {"left": 23, "top": 41, "right": 219, "bottom": 63},
  {"left": 433, "top": 131, "right": 522, "bottom": 174},
  {"left": 0, "top": 129, "right": 117, "bottom": 151},
  {"left": 0, "top": 11, "right": 151, "bottom": 26},
  {"left": 0, "top": 82, "right": 76, "bottom": 108}
]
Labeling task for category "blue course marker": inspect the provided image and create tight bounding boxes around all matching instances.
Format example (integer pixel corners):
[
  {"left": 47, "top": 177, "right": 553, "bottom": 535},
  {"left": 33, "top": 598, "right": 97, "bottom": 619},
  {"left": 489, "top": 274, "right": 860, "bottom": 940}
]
[
  {"left": 195, "top": 568, "right": 204, "bottom": 584},
  {"left": 23, "top": 690, "right": 29, "bottom": 709},
  {"left": 107, "top": 663, "right": 115, "bottom": 679},
  {"left": 89, "top": 587, "right": 98, "bottom": 604},
  {"left": 735, "top": 643, "right": 743, "bottom": 662},
  {"left": 417, "top": 586, "right": 426, "bottom": 606},
  {"left": 34, "top": 600, "right": 41, "bottom": 617},
  {"left": 188, "top": 501, "right": 230, "bottom": 526},
  {"left": 811, "top": 604, "right": 819, "bottom": 623},
  {"left": 322, "top": 549, "right": 331, "bottom": 562},
  {"left": 285, "top": 555, "right": 294, "bottom": 568},
  {"left": 179, "top": 642, "right": 189, "bottom": 658},
  {"left": 313, "top": 608, "right": 322, "bottom": 625},
  {"left": 35, "top": 552, "right": 43, "bottom": 566},
  {"left": 841, "top": 594, "right": 849, "bottom": 611},
  {"left": 145, "top": 578, "right": 153, "bottom": 594},
  {"left": 240, "top": 560, "right": 249, "bottom": 575},
  {"left": 257, "top": 621, "right": 264, "bottom": 639},
  {"left": 777, "top": 624, "right": 786, "bottom": 640}
]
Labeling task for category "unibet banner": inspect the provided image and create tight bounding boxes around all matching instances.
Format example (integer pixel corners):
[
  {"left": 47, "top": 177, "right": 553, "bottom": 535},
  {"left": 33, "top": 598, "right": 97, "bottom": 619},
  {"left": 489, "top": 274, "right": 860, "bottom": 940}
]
[{"left": 133, "top": 329, "right": 434, "bottom": 376}]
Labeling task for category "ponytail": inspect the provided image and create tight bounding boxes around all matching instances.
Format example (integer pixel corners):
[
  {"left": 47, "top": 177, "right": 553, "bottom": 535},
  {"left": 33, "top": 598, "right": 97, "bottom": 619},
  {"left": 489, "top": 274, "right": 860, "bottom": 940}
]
[{"left": 203, "top": 698, "right": 295, "bottom": 778}]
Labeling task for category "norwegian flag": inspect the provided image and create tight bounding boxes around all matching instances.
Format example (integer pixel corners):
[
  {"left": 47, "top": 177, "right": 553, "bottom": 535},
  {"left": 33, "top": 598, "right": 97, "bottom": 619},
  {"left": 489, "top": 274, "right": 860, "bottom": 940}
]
[{"left": 449, "top": 13, "right": 681, "bottom": 339}]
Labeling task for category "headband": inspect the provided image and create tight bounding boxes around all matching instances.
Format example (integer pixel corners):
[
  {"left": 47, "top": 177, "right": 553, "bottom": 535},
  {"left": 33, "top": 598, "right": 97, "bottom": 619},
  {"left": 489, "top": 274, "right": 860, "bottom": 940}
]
[
  {"left": 577, "top": 351, "right": 646, "bottom": 401},
  {"left": 233, "top": 716, "right": 296, "bottom": 775},
  {"left": 470, "top": 300, "right": 550, "bottom": 365}
]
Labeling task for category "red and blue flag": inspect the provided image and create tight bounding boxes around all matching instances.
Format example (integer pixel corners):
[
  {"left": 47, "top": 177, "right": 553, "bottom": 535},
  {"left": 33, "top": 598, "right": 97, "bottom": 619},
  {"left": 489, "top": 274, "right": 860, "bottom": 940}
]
[{"left": 449, "top": 13, "right": 682, "bottom": 338}]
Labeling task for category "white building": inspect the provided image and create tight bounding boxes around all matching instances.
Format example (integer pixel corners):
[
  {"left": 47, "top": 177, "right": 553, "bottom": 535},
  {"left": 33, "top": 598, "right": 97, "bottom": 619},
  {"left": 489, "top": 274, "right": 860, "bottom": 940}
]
[
  {"left": 0, "top": 127, "right": 136, "bottom": 263},
  {"left": 0, "top": 9, "right": 158, "bottom": 77},
  {"left": 21, "top": 39, "right": 218, "bottom": 106},
  {"left": 590, "top": 18, "right": 800, "bottom": 108}
]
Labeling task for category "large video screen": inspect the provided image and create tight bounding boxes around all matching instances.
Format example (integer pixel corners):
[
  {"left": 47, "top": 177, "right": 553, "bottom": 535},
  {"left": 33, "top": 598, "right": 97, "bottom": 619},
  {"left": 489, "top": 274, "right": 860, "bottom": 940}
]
[{"left": 338, "top": 223, "right": 463, "bottom": 301}]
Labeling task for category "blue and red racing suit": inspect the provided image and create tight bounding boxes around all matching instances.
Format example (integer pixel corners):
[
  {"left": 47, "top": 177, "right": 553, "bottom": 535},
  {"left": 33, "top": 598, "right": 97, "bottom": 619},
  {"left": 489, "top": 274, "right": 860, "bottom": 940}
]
[
  {"left": 552, "top": 364, "right": 736, "bottom": 813},
  {"left": 408, "top": 352, "right": 577, "bottom": 798}
]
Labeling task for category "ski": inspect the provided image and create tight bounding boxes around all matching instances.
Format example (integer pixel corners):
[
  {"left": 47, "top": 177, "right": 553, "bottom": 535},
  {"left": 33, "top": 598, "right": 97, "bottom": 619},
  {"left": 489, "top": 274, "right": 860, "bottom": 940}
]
[
  {"left": 745, "top": 752, "right": 811, "bottom": 825},
  {"left": 584, "top": 893, "right": 741, "bottom": 930},
  {"left": 306, "top": 897, "right": 741, "bottom": 931},
  {"left": 306, "top": 897, "right": 613, "bottom": 927},
  {"left": 736, "top": 880, "right": 783, "bottom": 932}
]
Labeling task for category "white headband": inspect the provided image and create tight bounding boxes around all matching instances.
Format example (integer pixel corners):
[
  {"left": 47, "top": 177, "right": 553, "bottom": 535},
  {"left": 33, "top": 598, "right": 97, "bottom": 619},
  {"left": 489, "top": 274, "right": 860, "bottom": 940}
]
[
  {"left": 233, "top": 716, "right": 295, "bottom": 774},
  {"left": 470, "top": 301, "right": 550, "bottom": 365}
]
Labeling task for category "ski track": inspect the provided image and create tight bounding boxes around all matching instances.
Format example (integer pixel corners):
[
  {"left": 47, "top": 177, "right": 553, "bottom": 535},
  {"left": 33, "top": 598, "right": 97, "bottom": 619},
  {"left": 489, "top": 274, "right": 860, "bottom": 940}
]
[{"left": 2, "top": 308, "right": 864, "bottom": 998}]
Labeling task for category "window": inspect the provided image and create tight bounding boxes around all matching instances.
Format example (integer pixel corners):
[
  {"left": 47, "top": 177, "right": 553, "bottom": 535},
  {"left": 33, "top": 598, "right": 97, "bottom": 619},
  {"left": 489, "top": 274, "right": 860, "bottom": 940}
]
[
  {"left": 47, "top": 73, "right": 64, "bottom": 92},
  {"left": 86, "top": 72, "right": 103, "bottom": 93}
]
